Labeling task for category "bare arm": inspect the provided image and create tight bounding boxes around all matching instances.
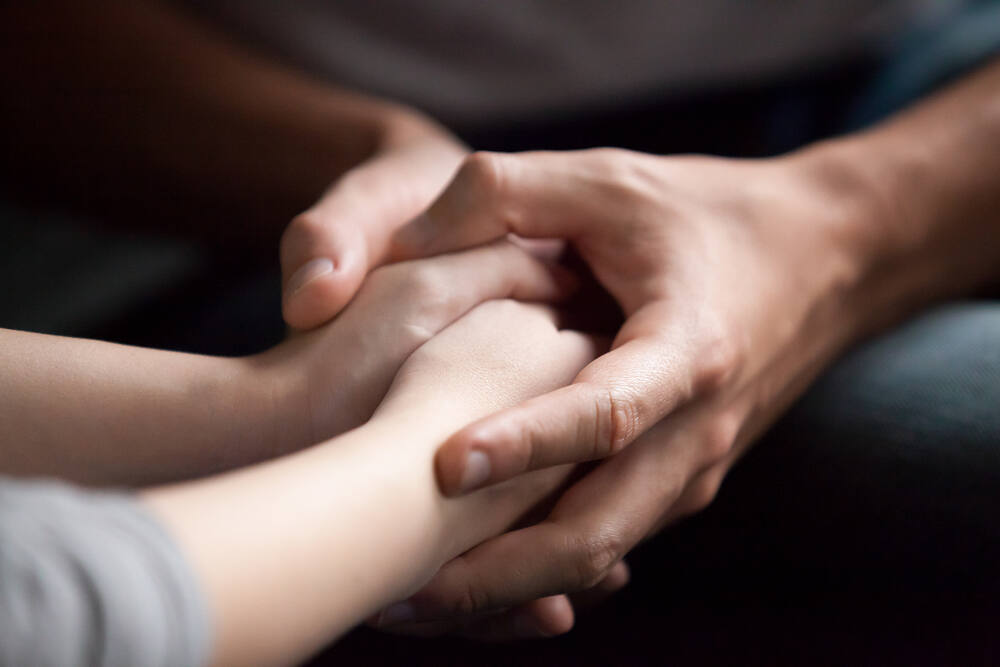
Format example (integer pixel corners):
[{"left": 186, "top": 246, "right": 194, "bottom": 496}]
[
  {"left": 141, "top": 300, "right": 597, "bottom": 666},
  {"left": 375, "top": 58, "right": 1000, "bottom": 635},
  {"left": 0, "top": 241, "right": 566, "bottom": 486},
  {"left": 811, "top": 56, "right": 1000, "bottom": 321},
  {"left": 0, "top": 328, "right": 280, "bottom": 486}
]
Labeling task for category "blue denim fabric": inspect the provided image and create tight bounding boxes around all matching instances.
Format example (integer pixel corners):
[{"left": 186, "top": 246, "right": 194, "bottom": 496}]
[
  {"left": 602, "top": 8, "right": 1000, "bottom": 606},
  {"left": 848, "top": 0, "right": 1000, "bottom": 129},
  {"left": 682, "top": 4, "right": 1000, "bottom": 595},
  {"left": 321, "top": 304, "right": 1000, "bottom": 664},
  {"left": 647, "top": 303, "right": 1000, "bottom": 598}
]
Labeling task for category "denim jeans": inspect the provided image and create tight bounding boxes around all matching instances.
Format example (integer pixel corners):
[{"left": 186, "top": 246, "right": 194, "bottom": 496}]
[
  {"left": 639, "top": 302, "right": 1000, "bottom": 598},
  {"left": 1, "top": 5, "right": 997, "bottom": 664},
  {"left": 318, "top": 303, "right": 1000, "bottom": 666}
]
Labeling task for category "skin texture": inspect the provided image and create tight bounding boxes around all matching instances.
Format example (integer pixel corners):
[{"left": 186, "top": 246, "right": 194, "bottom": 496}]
[
  {"left": 370, "top": 59, "right": 1000, "bottom": 637},
  {"left": 142, "top": 300, "right": 599, "bottom": 667},
  {"left": 0, "top": 1, "right": 624, "bottom": 644},
  {"left": 5, "top": 0, "right": 1000, "bottom": 648},
  {"left": 0, "top": 242, "right": 567, "bottom": 486},
  {"left": 279, "top": 113, "right": 468, "bottom": 330}
]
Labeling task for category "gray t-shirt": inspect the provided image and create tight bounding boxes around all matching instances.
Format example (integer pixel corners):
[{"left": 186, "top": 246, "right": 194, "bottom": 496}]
[
  {"left": 0, "top": 477, "right": 209, "bottom": 667},
  {"left": 181, "top": 0, "right": 967, "bottom": 126}
]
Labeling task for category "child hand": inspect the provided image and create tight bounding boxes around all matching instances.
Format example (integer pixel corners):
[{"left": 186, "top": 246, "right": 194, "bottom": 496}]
[{"left": 259, "top": 241, "right": 574, "bottom": 450}]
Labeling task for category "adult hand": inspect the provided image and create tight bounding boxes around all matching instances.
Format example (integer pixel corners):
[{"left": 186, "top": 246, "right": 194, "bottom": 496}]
[
  {"left": 370, "top": 298, "right": 629, "bottom": 640},
  {"left": 381, "top": 146, "right": 886, "bottom": 634},
  {"left": 261, "top": 240, "right": 573, "bottom": 449},
  {"left": 280, "top": 109, "right": 467, "bottom": 329}
]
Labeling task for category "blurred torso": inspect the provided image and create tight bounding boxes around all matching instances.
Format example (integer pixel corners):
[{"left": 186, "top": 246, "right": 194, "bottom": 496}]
[{"left": 182, "top": 0, "right": 964, "bottom": 125}]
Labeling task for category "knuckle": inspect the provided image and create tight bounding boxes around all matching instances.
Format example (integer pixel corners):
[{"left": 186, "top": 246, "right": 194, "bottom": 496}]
[
  {"left": 457, "top": 152, "right": 527, "bottom": 234},
  {"left": 693, "top": 333, "right": 744, "bottom": 396},
  {"left": 364, "top": 262, "right": 460, "bottom": 344},
  {"left": 687, "top": 470, "right": 725, "bottom": 514},
  {"left": 460, "top": 151, "right": 507, "bottom": 198},
  {"left": 453, "top": 579, "right": 494, "bottom": 616},
  {"left": 404, "top": 265, "right": 451, "bottom": 305},
  {"left": 588, "top": 148, "right": 660, "bottom": 200},
  {"left": 396, "top": 322, "right": 437, "bottom": 350},
  {"left": 587, "top": 147, "right": 634, "bottom": 170},
  {"left": 572, "top": 531, "right": 624, "bottom": 590},
  {"left": 701, "top": 412, "right": 740, "bottom": 465},
  {"left": 403, "top": 267, "right": 458, "bottom": 327},
  {"left": 596, "top": 386, "right": 640, "bottom": 458}
]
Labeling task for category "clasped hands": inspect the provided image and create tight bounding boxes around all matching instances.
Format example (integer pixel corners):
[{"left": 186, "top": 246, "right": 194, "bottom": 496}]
[{"left": 276, "top": 112, "right": 884, "bottom": 639}]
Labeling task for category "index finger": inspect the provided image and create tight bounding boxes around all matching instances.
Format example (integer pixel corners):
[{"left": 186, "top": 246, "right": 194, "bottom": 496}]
[
  {"left": 392, "top": 422, "right": 703, "bottom": 622},
  {"left": 435, "top": 310, "right": 712, "bottom": 495}
]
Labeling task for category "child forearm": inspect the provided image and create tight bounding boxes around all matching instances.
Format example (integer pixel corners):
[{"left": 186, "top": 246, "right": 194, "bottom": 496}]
[
  {"left": 141, "top": 411, "right": 568, "bottom": 667},
  {"left": 0, "top": 243, "right": 571, "bottom": 487},
  {"left": 0, "top": 328, "right": 300, "bottom": 486},
  {"left": 141, "top": 300, "right": 595, "bottom": 666}
]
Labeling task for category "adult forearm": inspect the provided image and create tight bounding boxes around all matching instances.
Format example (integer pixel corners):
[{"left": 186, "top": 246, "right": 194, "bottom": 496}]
[
  {"left": 0, "top": 0, "right": 410, "bottom": 241},
  {"left": 0, "top": 329, "right": 295, "bottom": 486},
  {"left": 796, "top": 57, "right": 1000, "bottom": 337}
]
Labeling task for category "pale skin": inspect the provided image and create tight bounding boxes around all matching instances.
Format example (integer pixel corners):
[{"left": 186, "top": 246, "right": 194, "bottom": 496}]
[
  {"left": 2, "top": 1, "right": 627, "bottom": 649},
  {"left": 142, "top": 299, "right": 599, "bottom": 666},
  {"left": 0, "top": 242, "right": 570, "bottom": 486},
  {"left": 6, "top": 0, "right": 1000, "bottom": 645},
  {"left": 1, "top": 242, "right": 608, "bottom": 663}
]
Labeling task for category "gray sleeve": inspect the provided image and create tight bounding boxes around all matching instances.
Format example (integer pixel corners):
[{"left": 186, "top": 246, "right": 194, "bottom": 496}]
[{"left": 0, "top": 476, "right": 211, "bottom": 667}]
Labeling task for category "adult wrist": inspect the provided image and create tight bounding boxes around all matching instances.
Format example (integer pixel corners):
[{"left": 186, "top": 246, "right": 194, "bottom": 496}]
[
  {"left": 784, "top": 138, "right": 897, "bottom": 274},
  {"left": 793, "top": 127, "right": 1000, "bottom": 341},
  {"left": 782, "top": 136, "right": 945, "bottom": 340}
]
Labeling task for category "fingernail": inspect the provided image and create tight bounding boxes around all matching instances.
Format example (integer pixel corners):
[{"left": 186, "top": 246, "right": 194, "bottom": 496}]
[
  {"left": 458, "top": 449, "right": 492, "bottom": 493},
  {"left": 377, "top": 601, "right": 416, "bottom": 626},
  {"left": 286, "top": 257, "right": 334, "bottom": 296}
]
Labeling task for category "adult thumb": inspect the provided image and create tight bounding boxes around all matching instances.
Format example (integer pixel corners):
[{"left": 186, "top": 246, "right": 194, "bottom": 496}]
[
  {"left": 283, "top": 140, "right": 470, "bottom": 329},
  {"left": 280, "top": 193, "right": 372, "bottom": 330},
  {"left": 391, "top": 151, "right": 594, "bottom": 261}
]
